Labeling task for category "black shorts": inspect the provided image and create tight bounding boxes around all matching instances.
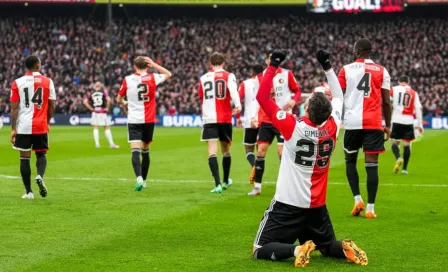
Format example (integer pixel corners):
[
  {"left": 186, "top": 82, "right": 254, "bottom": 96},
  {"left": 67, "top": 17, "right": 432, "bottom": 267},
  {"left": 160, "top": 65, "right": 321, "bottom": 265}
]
[
  {"left": 243, "top": 128, "right": 259, "bottom": 146},
  {"left": 391, "top": 123, "right": 415, "bottom": 141},
  {"left": 257, "top": 123, "right": 284, "bottom": 145},
  {"left": 128, "top": 123, "right": 155, "bottom": 144},
  {"left": 13, "top": 134, "right": 49, "bottom": 152},
  {"left": 201, "top": 123, "right": 232, "bottom": 143},
  {"left": 344, "top": 129, "right": 385, "bottom": 154},
  {"left": 254, "top": 200, "right": 336, "bottom": 250}
]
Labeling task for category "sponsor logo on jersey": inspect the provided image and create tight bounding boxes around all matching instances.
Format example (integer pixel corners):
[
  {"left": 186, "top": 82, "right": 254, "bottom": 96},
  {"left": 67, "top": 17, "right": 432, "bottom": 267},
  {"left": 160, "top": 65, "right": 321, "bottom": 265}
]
[{"left": 276, "top": 111, "right": 287, "bottom": 120}]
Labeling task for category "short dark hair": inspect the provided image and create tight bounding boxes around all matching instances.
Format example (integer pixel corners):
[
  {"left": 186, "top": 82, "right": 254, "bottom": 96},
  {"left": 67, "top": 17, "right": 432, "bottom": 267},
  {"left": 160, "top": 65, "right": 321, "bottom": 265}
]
[
  {"left": 210, "top": 52, "right": 225, "bottom": 66},
  {"left": 308, "top": 92, "right": 332, "bottom": 125},
  {"left": 355, "top": 38, "right": 372, "bottom": 57},
  {"left": 25, "top": 55, "right": 40, "bottom": 70},
  {"left": 252, "top": 64, "right": 264, "bottom": 75},
  {"left": 134, "top": 57, "right": 148, "bottom": 70},
  {"left": 398, "top": 75, "right": 409, "bottom": 83}
]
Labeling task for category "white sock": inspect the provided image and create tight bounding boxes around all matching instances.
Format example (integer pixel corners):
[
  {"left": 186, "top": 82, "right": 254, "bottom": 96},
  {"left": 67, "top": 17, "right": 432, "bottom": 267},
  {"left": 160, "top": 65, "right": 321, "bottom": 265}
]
[
  {"left": 93, "top": 128, "right": 100, "bottom": 146},
  {"left": 254, "top": 183, "right": 262, "bottom": 190},
  {"left": 104, "top": 129, "right": 115, "bottom": 146},
  {"left": 366, "top": 203, "right": 374, "bottom": 212},
  {"left": 354, "top": 195, "right": 363, "bottom": 203},
  {"left": 294, "top": 246, "right": 300, "bottom": 257},
  {"left": 0, "top": 120, "right": 3, "bottom": 130},
  {"left": 137, "top": 176, "right": 143, "bottom": 182}
]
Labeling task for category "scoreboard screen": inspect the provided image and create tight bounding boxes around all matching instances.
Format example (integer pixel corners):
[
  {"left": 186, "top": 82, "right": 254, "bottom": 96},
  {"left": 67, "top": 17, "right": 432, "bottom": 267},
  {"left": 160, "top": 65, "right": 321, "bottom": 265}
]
[{"left": 307, "top": 0, "right": 406, "bottom": 13}]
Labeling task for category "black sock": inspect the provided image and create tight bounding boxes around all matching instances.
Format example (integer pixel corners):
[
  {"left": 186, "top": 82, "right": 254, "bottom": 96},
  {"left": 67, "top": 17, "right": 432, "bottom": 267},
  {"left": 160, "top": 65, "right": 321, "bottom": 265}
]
[
  {"left": 20, "top": 157, "right": 32, "bottom": 193},
  {"left": 346, "top": 160, "right": 360, "bottom": 196},
  {"left": 222, "top": 154, "right": 231, "bottom": 184},
  {"left": 320, "top": 241, "right": 346, "bottom": 259},
  {"left": 366, "top": 163, "right": 379, "bottom": 204},
  {"left": 35, "top": 152, "right": 47, "bottom": 177},
  {"left": 141, "top": 149, "right": 150, "bottom": 181},
  {"left": 208, "top": 155, "right": 220, "bottom": 187},
  {"left": 131, "top": 148, "right": 142, "bottom": 178},
  {"left": 255, "top": 157, "right": 265, "bottom": 184},
  {"left": 403, "top": 146, "right": 411, "bottom": 170},
  {"left": 254, "top": 242, "right": 296, "bottom": 260},
  {"left": 391, "top": 144, "right": 400, "bottom": 160},
  {"left": 246, "top": 152, "right": 255, "bottom": 167}
]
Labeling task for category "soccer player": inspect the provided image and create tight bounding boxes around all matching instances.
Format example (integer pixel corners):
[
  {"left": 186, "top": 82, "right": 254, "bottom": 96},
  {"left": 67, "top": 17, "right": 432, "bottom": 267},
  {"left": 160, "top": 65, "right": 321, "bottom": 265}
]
[
  {"left": 252, "top": 49, "right": 367, "bottom": 267},
  {"left": 390, "top": 76, "right": 423, "bottom": 174},
  {"left": 338, "top": 38, "right": 392, "bottom": 219},
  {"left": 116, "top": 56, "right": 172, "bottom": 191},
  {"left": 198, "top": 52, "right": 241, "bottom": 193},
  {"left": 10, "top": 55, "right": 56, "bottom": 199},
  {"left": 83, "top": 81, "right": 119, "bottom": 149},
  {"left": 236, "top": 64, "right": 264, "bottom": 168},
  {"left": 0, "top": 97, "right": 8, "bottom": 130},
  {"left": 248, "top": 53, "right": 302, "bottom": 196}
]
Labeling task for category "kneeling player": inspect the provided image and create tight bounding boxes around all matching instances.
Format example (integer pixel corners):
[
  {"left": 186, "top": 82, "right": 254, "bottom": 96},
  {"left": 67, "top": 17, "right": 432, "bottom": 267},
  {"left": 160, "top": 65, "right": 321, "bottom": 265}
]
[
  {"left": 390, "top": 76, "right": 423, "bottom": 174},
  {"left": 83, "top": 82, "right": 119, "bottom": 149},
  {"left": 252, "top": 50, "right": 367, "bottom": 267}
]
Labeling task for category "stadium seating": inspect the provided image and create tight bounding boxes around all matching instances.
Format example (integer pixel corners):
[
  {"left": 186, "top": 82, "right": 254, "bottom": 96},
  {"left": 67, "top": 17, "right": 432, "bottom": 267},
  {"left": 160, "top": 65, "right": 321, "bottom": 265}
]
[{"left": 0, "top": 16, "right": 446, "bottom": 116}]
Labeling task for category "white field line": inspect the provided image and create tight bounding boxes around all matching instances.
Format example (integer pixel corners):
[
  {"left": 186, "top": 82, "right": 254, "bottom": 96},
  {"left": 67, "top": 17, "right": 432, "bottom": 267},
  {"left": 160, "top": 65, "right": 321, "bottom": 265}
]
[{"left": 0, "top": 175, "right": 447, "bottom": 188}]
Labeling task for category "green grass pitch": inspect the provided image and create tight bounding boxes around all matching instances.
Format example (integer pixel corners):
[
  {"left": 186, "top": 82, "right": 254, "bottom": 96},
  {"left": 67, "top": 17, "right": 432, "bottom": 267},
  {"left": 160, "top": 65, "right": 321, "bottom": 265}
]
[{"left": 0, "top": 126, "right": 447, "bottom": 271}]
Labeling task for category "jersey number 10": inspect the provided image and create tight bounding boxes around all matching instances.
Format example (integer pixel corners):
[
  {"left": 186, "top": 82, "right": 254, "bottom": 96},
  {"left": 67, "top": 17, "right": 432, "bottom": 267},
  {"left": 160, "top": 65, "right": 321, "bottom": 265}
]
[
  {"left": 23, "top": 87, "right": 43, "bottom": 109},
  {"left": 398, "top": 92, "right": 411, "bottom": 107}
]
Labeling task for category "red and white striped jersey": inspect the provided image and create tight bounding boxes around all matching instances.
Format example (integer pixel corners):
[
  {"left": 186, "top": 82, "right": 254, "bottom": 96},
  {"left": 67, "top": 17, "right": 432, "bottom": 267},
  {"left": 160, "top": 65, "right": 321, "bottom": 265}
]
[
  {"left": 119, "top": 72, "right": 166, "bottom": 124},
  {"left": 258, "top": 68, "right": 301, "bottom": 124},
  {"left": 10, "top": 72, "right": 56, "bottom": 134},
  {"left": 258, "top": 66, "right": 343, "bottom": 209},
  {"left": 238, "top": 75, "right": 262, "bottom": 128},
  {"left": 391, "top": 85, "right": 422, "bottom": 125},
  {"left": 198, "top": 68, "right": 240, "bottom": 124},
  {"left": 338, "top": 59, "right": 391, "bottom": 130},
  {"left": 313, "top": 83, "right": 332, "bottom": 101}
]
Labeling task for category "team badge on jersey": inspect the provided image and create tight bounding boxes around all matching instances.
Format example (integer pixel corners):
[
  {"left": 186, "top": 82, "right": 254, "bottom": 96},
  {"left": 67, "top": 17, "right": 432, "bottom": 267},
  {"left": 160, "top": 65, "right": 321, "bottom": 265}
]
[
  {"left": 276, "top": 110, "right": 287, "bottom": 120},
  {"left": 279, "top": 79, "right": 284, "bottom": 84}
]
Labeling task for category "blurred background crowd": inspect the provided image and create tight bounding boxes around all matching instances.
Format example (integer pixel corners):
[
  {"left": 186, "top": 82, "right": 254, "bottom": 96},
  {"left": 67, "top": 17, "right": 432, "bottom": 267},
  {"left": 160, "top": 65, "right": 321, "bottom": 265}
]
[{"left": 0, "top": 14, "right": 446, "bottom": 117}]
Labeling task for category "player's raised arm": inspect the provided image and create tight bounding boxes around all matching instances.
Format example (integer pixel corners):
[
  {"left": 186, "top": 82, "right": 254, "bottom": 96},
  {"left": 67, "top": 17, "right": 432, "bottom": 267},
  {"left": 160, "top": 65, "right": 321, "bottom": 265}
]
[
  {"left": 381, "top": 69, "right": 392, "bottom": 140},
  {"left": 145, "top": 57, "right": 172, "bottom": 83},
  {"left": 228, "top": 73, "right": 241, "bottom": 115},
  {"left": 256, "top": 50, "right": 296, "bottom": 141},
  {"left": 316, "top": 50, "right": 343, "bottom": 131}
]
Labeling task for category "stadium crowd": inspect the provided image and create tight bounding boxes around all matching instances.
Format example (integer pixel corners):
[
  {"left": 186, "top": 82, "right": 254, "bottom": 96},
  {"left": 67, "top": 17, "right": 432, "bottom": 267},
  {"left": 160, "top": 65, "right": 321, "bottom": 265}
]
[{"left": 0, "top": 16, "right": 447, "bottom": 116}]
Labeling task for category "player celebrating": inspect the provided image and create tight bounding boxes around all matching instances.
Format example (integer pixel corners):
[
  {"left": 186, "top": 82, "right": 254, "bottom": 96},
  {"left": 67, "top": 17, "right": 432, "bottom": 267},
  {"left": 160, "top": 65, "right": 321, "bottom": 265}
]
[
  {"left": 390, "top": 76, "right": 423, "bottom": 174},
  {"left": 248, "top": 53, "right": 301, "bottom": 196},
  {"left": 10, "top": 55, "right": 56, "bottom": 199},
  {"left": 252, "top": 49, "right": 367, "bottom": 267},
  {"left": 236, "top": 64, "right": 264, "bottom": 168},
  {"left": 83, "top": 81, "right": 119, "bottom": 149},
  {"left": 338, "top": 38, "right": 392, "bottom": 219},
  {"left": 198, "top": 52, "right": 241, "bottom": 193},
  {"left": 116, "top": 56, "right": 172, "bottom": 191}
]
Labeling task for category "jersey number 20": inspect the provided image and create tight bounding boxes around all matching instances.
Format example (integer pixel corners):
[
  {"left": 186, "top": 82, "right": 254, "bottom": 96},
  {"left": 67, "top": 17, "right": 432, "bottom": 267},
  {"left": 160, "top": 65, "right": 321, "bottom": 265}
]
[
  {"left": 23, "top": 87, "right": 43, "bottom": 109},
  {"left": 295, "top": 138, "right": 334, "bottom": 168},
  {"left": 204, "top": 80, "right": 227, "bottom": 100}
]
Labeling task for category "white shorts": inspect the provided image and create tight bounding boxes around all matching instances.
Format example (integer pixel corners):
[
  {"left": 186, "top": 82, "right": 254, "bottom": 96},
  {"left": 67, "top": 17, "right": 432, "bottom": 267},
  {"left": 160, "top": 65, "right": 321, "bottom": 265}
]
[{"left": 91, "top": 113, "right": 110, "bottom": 126}]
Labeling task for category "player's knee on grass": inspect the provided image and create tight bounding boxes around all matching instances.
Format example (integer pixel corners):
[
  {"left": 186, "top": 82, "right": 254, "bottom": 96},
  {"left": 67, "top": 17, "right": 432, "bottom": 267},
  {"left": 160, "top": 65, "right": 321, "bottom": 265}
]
[{"left": 253, "top": 243, "right": 296, "bottom": 260}]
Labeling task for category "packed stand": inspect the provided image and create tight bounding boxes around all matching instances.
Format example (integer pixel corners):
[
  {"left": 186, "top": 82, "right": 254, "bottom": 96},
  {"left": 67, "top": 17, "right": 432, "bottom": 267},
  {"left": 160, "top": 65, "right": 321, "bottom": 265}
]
[{"left": 0, "top": 16, "right": 447, "bottom": 116}]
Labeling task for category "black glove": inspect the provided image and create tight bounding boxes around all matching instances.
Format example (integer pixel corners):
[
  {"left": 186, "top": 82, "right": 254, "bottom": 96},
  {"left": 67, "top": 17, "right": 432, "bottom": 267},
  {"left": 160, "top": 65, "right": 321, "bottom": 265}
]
[
  {"left": 270, "top": 49, "right": 287, "bottom": 68},
  {"left": 316, "top": 50, "right": 332, "bottom": 70}
]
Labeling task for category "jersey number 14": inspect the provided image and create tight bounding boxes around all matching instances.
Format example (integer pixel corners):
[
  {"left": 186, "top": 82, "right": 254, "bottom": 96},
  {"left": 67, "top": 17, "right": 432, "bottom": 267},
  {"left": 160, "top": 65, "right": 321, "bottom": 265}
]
[{"left": 23, "top": 87, "right": 43, "bottom": 109}]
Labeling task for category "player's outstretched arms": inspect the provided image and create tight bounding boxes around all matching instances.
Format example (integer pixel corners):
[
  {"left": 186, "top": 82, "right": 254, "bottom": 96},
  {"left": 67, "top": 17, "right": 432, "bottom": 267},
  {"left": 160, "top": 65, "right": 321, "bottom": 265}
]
[{"left": 316, "top": 50, "right": 343, "bottom": 115}]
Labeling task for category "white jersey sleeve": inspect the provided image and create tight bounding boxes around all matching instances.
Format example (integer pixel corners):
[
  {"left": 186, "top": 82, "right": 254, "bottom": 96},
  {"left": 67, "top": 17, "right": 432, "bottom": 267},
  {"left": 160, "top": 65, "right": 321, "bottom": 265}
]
[
  {"left": 414, "top": 92, "right": 423, "bottom": 128},
  {"left": 325, "top": 69, "right": 343, "bottom": 136},
  {"left": 228, "top": 73, "right": 241, "bottom": 108},
  {"left": 154, "top": 73, "right": 166, "bottom": 86},
  {"left": 49, "top": 79, "right": 56, "bottom": 100},
  {"left": 382, "top": 68, "right": 391, "bottom": 90}
]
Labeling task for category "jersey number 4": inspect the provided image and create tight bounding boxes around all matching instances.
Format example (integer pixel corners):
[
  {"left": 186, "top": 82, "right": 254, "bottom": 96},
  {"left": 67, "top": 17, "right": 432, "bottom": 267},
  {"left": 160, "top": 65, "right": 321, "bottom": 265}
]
[
  {"left": 204, "top": 80, "right": 226, "bottom": 100},
  {"left": 357, "top": 73, "right": 371, "bottom": 97},
  {"left": 295, "top": 138, "right": 334, "bottom": 169},
  {"left": 23, "top": 87, "right": 43, "bottom": 109}
]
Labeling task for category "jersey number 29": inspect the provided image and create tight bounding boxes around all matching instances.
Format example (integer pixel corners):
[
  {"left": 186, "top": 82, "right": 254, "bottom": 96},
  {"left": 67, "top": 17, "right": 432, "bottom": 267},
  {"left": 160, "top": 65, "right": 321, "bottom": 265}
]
[{"left": 295, "top": 138, "right": 335, "bottom": 168}]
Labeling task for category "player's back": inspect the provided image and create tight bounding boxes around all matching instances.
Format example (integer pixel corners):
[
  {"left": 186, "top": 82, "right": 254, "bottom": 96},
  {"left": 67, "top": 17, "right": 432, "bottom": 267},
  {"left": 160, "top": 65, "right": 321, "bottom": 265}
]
[
  {"left": 90, "top": 90, "right": 108, "bottom": 113},
  {"left": 10, "top": 72, "right": 55, "bottom": 134},
  {"left": 199, "top": 69, "right": 236, "bottom": 124},
  {"left": 338, "top": 59, "right": 390, "bottom": 130},
  {"left": 275, "top": 116, "right": 339, "bottom": 209},
  {"left": 391, "top": 85, "right": 421, "bottom": 125},
  {"left": 240, "top": 76, "right": 261, "bottom": 128},
  {"left": 121, "top": 72, "right": 164, "bottom": 124}
]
